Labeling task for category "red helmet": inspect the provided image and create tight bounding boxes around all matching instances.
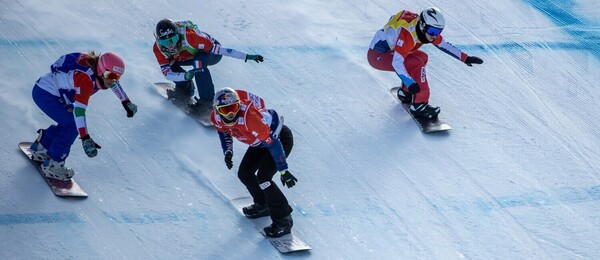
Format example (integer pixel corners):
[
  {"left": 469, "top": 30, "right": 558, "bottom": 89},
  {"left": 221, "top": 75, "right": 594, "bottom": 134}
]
[{"left": 97, "top": 52, "right": 125, "bottom": 78}]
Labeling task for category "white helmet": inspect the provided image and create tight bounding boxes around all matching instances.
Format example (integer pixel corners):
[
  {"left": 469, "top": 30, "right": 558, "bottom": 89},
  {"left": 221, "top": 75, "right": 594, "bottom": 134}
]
[{"left": 419, "top": 7, "right": 445, "bottom": 36}]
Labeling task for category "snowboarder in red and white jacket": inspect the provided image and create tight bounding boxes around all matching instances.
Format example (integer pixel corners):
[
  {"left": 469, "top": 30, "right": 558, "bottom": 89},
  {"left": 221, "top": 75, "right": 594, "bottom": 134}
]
[
  {"left": 368, "top": 7, "right": 483, "bottom": 119},
  {"left": 153, "top": 19, "right": 264, "bottom": 116},
  {"left": 211, "top": 87, "right": 297, "bottom": 238}
]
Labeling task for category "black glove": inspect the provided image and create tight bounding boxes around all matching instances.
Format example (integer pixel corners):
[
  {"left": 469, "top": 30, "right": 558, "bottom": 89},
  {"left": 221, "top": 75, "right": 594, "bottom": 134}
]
[
  {"left": 280, "top": 170, "right": 298, "bottom": 188},
  {"left": 81, "top": 135, "right": 101, "bottom": 158},
  {"left": 245, "top": 54, "right": 264, "bottom": 63},
  {"left": 465, "top": 56, "right": 483, "bottom": 67},
  {"left": 224, "top": 150, "right": 233, "bottom": 170},
  {"left": 122, "top": 100, "right": 137, "bottom": 118},
  {"left": 407, "top": 82, "right": 420, "bottom": 94}
]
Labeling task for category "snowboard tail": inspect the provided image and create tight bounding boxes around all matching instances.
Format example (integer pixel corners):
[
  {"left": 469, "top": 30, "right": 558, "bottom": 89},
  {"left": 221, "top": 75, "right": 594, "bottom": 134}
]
[
  {"left": 390, "top": 86, "right": 451, "bottom": 133},
  {"left": 18, "top": 142, "right": 88, "bottom": 197},
  {"left": 231, "top": 197, "right": 311, "bottom": 253},
  {"left": 153, "top": 82, "right": 214, "bottom": 127}
]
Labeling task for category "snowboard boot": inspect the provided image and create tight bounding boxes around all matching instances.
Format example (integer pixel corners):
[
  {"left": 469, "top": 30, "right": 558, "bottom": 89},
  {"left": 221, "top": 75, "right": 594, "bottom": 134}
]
[
  {"left": 242, "top": 203, "right": 270, "bottom": 219},
  {"left": 41, "top": 159, "right": 74, "bottom": 181},
  {"left": 30, "top": 129, "right": 49, "bottom": 162},
  {"left": 188, "top": 99, "right": 214, "bottom": 117},
  {"left": 264, "top": 215, "right": 293, "bottom": 238},
  {"left": 166, "top": 82, "right": 195, "bottom": 102},
  {"left": 410, "top": 102, "right": 440, "bottom": 119},
  {"left": 396, "top": 88, "right": 412, "bottom": 104}
]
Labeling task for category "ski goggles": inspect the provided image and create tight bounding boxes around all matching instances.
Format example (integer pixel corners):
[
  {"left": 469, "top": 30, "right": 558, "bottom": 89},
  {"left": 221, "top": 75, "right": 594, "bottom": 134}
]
[
  {"left": 158, "top": 34, "right": 179, "bottom": 47},
  {"left": 103, "top": 71, "right": 122, "bottom": 81},
  {"left": 215, "top": 102, "right": 240, "bottom": 117},
  {"left": 424, "top": 26, "right": 443, "bottom": 37}
]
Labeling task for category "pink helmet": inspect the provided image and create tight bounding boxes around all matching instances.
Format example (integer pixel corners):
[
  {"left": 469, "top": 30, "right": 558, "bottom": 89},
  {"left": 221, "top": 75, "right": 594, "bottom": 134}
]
[{"left": 97, "top": 52, "right": 125, "bottom": 78}]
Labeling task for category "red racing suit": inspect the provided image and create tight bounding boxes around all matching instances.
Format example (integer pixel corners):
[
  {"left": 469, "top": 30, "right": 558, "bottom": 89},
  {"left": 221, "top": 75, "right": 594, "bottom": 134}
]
[
  {"left": 152, "top": 21, "right": 247, "bottom": 82},
  {"left": 211, "top": 90, "right": 288, "bottom": 172},
  {"left": 368, "top": 10, "right": 471, "bottom": 103}
]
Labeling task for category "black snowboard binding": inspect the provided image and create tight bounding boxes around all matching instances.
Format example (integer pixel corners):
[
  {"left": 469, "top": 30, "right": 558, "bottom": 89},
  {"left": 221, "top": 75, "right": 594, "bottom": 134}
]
[
  {"left": 242, "top": 203, "right": 270, "bottom": 219},
  {"left": 264, "top": 215, "right": 293, "bottom": 238},
  {"left": 396, "top": 88, "right": 412, "bottom": 104},
  {"left": 410, "top": 103, "right": 440, "bottom": 119},
  {"left": 166, "top": 81, "right": 195, "bottom": 102}
]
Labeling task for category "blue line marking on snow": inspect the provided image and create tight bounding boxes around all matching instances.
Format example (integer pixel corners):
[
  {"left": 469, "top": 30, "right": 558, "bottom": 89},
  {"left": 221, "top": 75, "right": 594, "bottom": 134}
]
[
  {"left": 0, "top": 38, "right": 103, "bottom": 49},
  {"left": 458, "top": 42, "right": 598, "bottom": 53},
  {"left": 0, "top": 39, "right": 58, "bottom": 47},
  {"left": 111, "top": 210, "right": 207, "bottom": 224},
  {"left": 307, "top": 185, "right": 600, "bottom": 217},
  {"left": 586, "top": 185, "right": 600, "bottom": 200},
  {"left": 1, "top": 0, "right": 598, "bottom": 60},
  {"left": 525, "top": 0, "right": 582, "bottom": 26},
  {"left": 415, "top": 0, "right": 600, "bottom": 59},
  {"left": 466, "top": 185, "right": 600, "bottom": 213},
  {"left": 0, "top": 212, "right": 84, "bottom": 225},
  {"left": 0, "top": 210, "right": 208, "bottom": 225},
  {"left": 521, "top": 0, "right": 600, "bottom": 59}
]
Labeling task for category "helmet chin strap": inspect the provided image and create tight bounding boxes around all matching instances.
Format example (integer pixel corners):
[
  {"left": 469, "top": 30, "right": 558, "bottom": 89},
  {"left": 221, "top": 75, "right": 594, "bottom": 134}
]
[
  {"left": 96, "top": 76, "right": 108, "bottom": 90},
  {"left": 161, "top": 41, "right": 181, "bottom": 55},
  {"left": 222, "top": 113, "right": 239, "bottom": 125}
]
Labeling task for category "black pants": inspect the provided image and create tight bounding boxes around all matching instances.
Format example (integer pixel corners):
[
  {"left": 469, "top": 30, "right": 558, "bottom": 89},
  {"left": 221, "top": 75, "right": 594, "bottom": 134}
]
[
  {"left": 171, "top": 52, "right": 222, "bottom": 101},
  {"left": 238, "top": 125, "right": 294, "bottom": 220}
]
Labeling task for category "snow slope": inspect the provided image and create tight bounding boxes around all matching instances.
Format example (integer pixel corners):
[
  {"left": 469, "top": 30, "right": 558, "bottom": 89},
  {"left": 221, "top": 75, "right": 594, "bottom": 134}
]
[{"left": 1, "top": 0, "right": 599, "bottom": 259}]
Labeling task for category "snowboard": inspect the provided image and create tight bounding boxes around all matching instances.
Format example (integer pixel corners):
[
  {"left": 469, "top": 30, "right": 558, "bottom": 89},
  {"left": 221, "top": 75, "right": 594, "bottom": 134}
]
[
  {"left": 18, "top": 142, "right": 88, "bottom": 197},
  {"left": 390, "top": 86, "right": 451, "bottom": 133},
  {"left": 153, "top": 82, "right": 214, "bottom": 126},
  {"left": 231, "top": 197, "right": 311, "bottom": 253}
]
